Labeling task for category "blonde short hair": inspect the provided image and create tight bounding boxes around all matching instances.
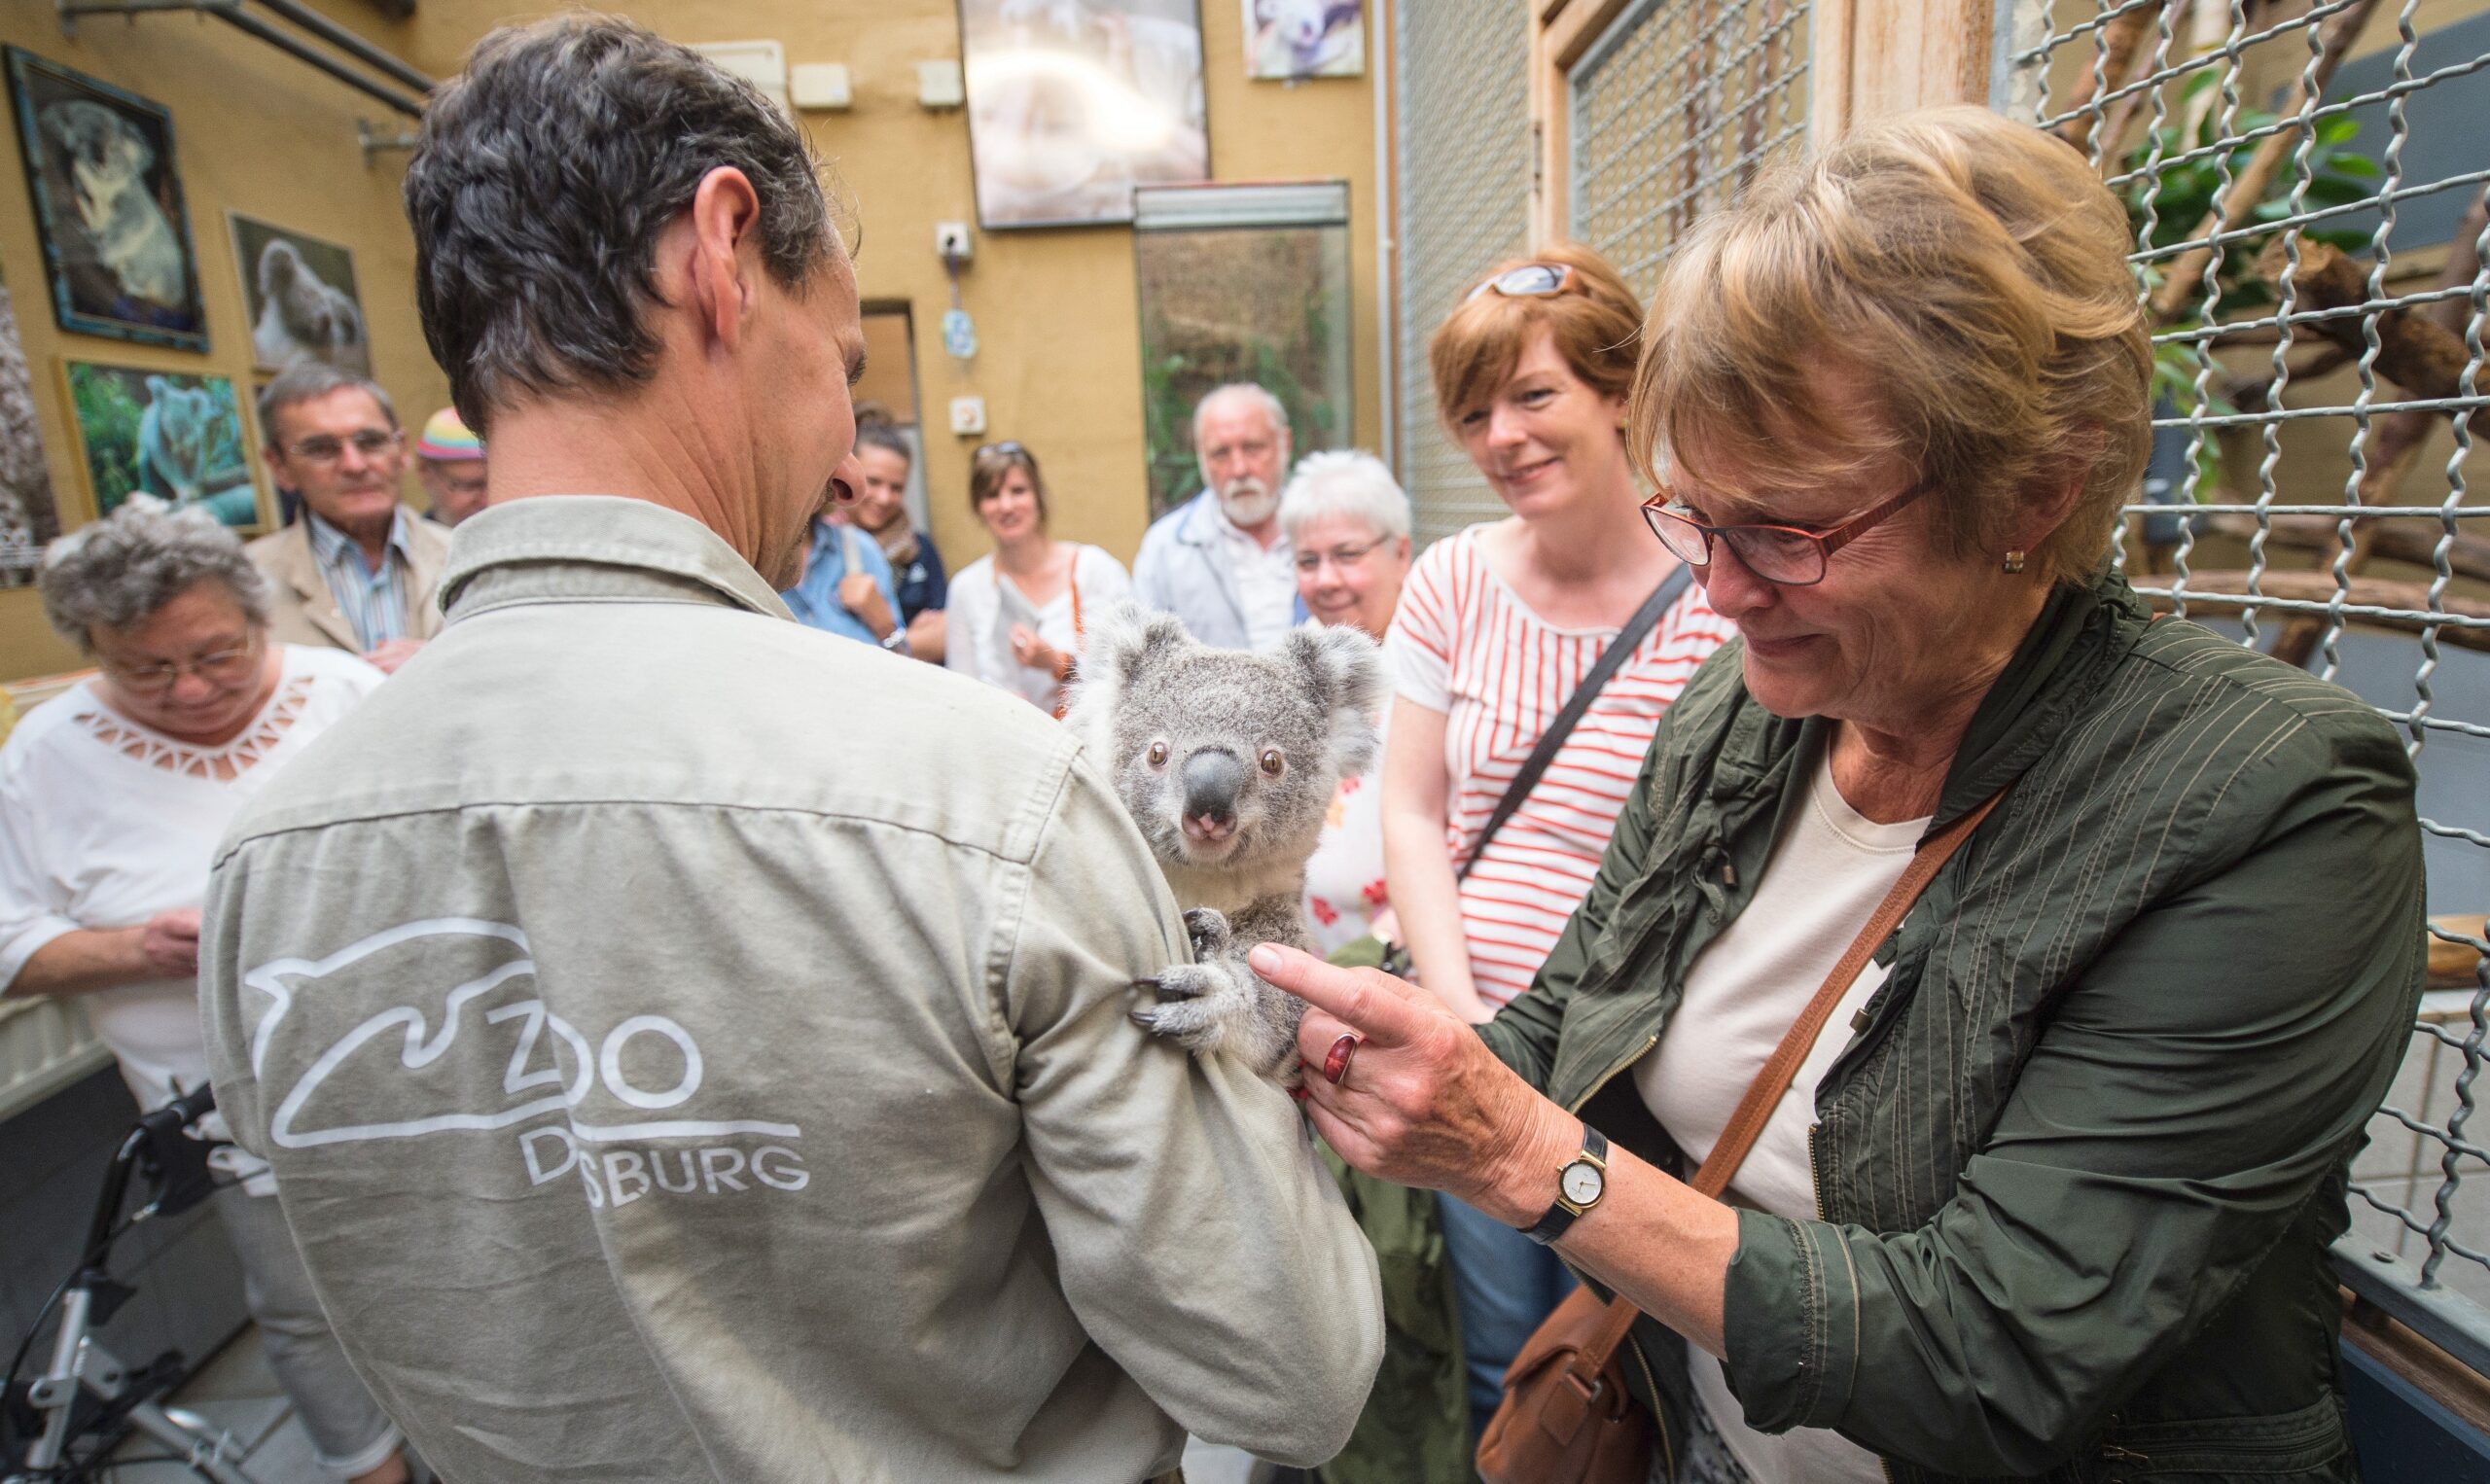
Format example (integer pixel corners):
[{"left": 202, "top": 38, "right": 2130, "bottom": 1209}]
[
  {"left": 1629, "top": 106, "right": 2150, "bottom": 588},
  {"left": 1430, "top": 241, "right": 1646, "bottom": 428}
]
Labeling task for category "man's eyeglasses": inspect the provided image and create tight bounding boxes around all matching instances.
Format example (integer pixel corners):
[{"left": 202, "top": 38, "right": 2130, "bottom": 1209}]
[
  {"left": 104, "top": 638, "right": 261, "bottom": 694},
  {"left": 1465, "top": 264, "right": 1576, "bottom": 303},
  {"left": 1294, "top": 535, "right": 1394, "bottom": 576},
  {"left": 285, "top": 430, "right": 400, "bottom": 466},
  {"left": 1639, "top": 480, "right": 1933, "bottom": 587}
]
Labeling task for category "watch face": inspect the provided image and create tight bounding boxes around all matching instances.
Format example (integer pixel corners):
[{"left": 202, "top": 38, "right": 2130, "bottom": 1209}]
[{"left": 1561, "top": 1160, "right": 1604, "bottom": 1207}]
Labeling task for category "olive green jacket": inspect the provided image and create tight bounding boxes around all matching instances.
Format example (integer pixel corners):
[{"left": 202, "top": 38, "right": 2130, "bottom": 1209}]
[{"left": 1480, "top": 569, "right": 2425, "bottom": 1483}]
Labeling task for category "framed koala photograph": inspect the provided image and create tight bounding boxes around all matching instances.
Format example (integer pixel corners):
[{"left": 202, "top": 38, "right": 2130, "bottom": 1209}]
[
  {"left": 1243, "top": 0, "right": 1363, "bottom": 80},
  {"left": 4, "top": 49, "right": 208, "bottom": 352},
  {"left": 60, "top": 359, "right": 262, "bottom": 530},
  {"left": 230, "top": 213, "right": 371, "bottom": 376}
]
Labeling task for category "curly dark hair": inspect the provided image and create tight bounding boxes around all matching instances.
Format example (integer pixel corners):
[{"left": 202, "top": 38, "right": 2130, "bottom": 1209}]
[{"left": 404, "top": 16, "right": 845, "bottom": 433}]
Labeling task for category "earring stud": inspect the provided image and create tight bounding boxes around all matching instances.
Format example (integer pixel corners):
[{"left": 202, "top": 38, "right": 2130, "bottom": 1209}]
[{"left": 2003, "top": 549, "right": 2027, "bottom": 575}]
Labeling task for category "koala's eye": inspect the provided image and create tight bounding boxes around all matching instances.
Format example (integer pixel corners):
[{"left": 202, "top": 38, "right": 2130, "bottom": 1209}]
[
  {"left": 1259, "top": 748, "right": 1286, "bottom": 777},
  {"left": 1145, "top": 740, "right": 1171, "bottom": 768}
]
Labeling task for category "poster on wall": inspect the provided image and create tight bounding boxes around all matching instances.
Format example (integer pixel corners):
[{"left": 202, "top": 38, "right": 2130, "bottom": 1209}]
[
  {"left": 957, "top": 0, "right": 1210, "bottom": 229},
  {"left": 1244, "top": 0, "right": 1363, "bottom": 80},
  {"left": 62, "top": 361, "right": 260, "bottom": 530},
  {"left": 4, "top": 49, "right": 207, "bottom": 352},
  {"left": 0, "top": 272, "right": 58, "bottom": 587},
  {"left": 230, "top": 213, "right": 372, "bottom": 375}
]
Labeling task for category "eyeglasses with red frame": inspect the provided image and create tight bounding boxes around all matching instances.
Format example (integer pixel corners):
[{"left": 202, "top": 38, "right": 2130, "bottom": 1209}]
[{"left": 1638, "top": 479, "right": 1934, "bottom": 587}]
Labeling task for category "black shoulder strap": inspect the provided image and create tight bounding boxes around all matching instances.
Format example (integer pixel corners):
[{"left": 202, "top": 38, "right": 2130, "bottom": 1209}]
[{"left": 1458, "top": 563, "right": 1696, "bottom": 883}]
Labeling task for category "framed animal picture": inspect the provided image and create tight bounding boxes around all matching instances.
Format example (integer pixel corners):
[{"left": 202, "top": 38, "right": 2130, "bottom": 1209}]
[
  {"left": 61, "top": 360, "right": 261, "bottom": 529},
  {"left": 957, "top": 0, "right": 1210, "bottom": 229},
  {"left": 0, "top": 268, "right": 59, "bottom": 588},
  {"left": 5, "top": 49, "right": 207, "bottom": 351},
  {"left": 1244, "top": 0, "right": 1363, "bottom": 80},
  {"left": 229, "top": 213, "right": 371, "bottom": 375}
]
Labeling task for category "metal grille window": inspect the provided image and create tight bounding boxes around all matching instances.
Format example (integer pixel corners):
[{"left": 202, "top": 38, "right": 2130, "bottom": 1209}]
[
  {"left": 1394, "top": 0, "right": 1533, "bottom": 545},
  {"left": 2009, "top": 0, "right": 2490, "bottom": 1368},
  {"left": 1569, "top": 0, "right": 1812, "bottom": 300}
]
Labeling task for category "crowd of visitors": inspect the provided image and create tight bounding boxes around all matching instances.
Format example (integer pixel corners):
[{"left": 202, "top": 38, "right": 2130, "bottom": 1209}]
[{"left": 0, "top": 16, "right": 2429, "bottom": 1484}]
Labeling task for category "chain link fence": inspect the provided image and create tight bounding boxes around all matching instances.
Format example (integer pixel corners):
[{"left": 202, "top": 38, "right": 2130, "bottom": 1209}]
[
  {"left": 1392, "top": 0, "right": 1533, "bottom": 544},
  {"left": 1569, "top": 0, "right": 1812, "bottom": 301},
  {"left": 2007, "top": 0, "right": 2490, "bottom": 1368}
]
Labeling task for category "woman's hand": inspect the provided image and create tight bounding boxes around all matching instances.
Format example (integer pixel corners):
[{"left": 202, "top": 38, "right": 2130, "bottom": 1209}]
[
  {"left": 136, "top": 908, "right": 202, "bottom": 976},
  {"left": 1255, "top": 941, "right": 1579, "bottom": 1225},
  {"left": 838, "top": 573, "right": 898, "bottom": 640},
  {"left": 1009, "top": 624, "right": 1063, "bottom": 677}
]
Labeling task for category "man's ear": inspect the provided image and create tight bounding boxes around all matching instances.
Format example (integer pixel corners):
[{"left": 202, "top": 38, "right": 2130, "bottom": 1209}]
[{"left": 683, "top": 166, "right": 765, "bottom": 349}]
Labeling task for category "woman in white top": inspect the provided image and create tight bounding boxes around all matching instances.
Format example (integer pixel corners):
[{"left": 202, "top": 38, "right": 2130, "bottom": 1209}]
[
  {"left": 1280, "top": 450, "right": 1412, "bottom": 959},
  {"left": 0, "top": 497, "right": 415, "bottom": 1484},
  {"left": 943, "top": 441, "right": 1132, "bottom": 712}
]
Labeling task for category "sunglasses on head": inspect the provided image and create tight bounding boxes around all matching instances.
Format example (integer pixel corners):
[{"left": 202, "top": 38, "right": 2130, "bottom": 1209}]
[
  {"left": 976, "top": 440, "right": 1029, "bottom": 460},
  {"left": 1465, "top": 264, "right": 1576, "bottom": 303}
]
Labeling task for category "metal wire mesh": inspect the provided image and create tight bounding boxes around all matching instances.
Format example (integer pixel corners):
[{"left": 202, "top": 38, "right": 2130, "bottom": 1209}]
[
  {"left": 1393, "top": 0, "right": 1534, "bottom": 545},
  {"left": 2009, "top": 0, "right": 2490, "bottom": 1347},
  {"left": 1569, "top": 0, "right": 1812, "bottom": 301}
]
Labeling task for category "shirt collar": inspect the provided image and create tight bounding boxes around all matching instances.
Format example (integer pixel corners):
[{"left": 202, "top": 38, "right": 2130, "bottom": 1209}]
[
  {"left": 304, "top": 506, "right": 409, "bottom": 568},
  {"left": 437, "top": 495, "right": 796, "bottom": 623}
]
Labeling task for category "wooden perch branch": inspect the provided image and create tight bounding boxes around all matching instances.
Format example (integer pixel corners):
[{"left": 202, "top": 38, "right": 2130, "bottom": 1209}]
[
  {"left": 2053, "top": 0, "right": 2175, "bottom": 160},
  {"left": 2258, "top": 238, "right": 2490, "bottom": 435},
  {"left": 2149, "top": 0, "right": 2386, "bottom": 323},
  {"left": 2143, "top": 570, "right": 2490, "bottom": 653},
  {"left": 2205, "top": 512, "right": 2490, "bottom": 583}
]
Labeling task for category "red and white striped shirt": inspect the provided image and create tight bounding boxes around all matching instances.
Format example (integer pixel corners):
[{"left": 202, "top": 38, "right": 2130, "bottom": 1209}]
[{"left": 1384, "top": 529, "right": 1738, "bottom": 1009}]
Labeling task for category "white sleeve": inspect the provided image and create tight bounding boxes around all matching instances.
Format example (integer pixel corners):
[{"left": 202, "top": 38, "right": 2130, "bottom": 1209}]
[
  {"left": 1382, "top": 541, "right": 1456, "bottom": 713},
  {"left": 944, "top": 566, "right": 988, "bottom": 679},
  {"left": 1077, "top": 546, "right": 1133, "bottom": 612},
  {"left": 0, "top": 759, "right": 78, "bottom": 989}
]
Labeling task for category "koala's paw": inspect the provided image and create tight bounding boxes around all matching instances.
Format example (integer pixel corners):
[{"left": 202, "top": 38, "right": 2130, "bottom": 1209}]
[
  {"left": 1131, "top": 959, "right": 1253, "bottom": 1054},
  {"left": 1181, "top": 907, "right": 1233, "bottom": 959}
]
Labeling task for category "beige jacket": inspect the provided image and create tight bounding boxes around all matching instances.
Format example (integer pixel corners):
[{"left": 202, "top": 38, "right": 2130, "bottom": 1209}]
[
  {"left": 200, "top": 496, "right": 1382, "bottom": 1484},
  {"left": 244, "top": 509, "right": 452, "bottom": 653}
]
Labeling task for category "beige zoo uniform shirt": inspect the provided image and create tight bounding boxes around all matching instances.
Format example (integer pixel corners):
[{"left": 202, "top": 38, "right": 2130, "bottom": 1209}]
[{"left": 199, "top": 497, "right": 1383, "bottom": 1484}]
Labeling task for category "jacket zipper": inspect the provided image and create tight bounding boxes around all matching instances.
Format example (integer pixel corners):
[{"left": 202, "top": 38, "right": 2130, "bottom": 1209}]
[{"left": 1566, "top": 1032, "right": 1659, "bottom": 1114}]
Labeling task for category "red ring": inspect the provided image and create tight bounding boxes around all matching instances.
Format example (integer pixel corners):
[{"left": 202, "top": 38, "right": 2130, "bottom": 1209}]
[{"left": 1323, "top": 1034, "right": 1359, "bottom": 1084}]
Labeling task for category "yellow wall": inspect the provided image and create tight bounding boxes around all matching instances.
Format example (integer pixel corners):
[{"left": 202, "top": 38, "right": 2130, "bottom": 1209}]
[
  {"left": 1, "top": 2, "right": 1381, "bottom": 681},
  {"left": 0, "top": 2, "right": 440, "bottom": 681}
]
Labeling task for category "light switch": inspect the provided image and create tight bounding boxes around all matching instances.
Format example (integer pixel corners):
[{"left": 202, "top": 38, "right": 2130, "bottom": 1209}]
[
  {"left": 918, "top": 59, "right": 966, "bottom": 110},
  {"left": 790, "top": 63, "right": 852, "bottom": 111},
  {"left": 948, "top": 396, "right": 988, "bottom": 437}
]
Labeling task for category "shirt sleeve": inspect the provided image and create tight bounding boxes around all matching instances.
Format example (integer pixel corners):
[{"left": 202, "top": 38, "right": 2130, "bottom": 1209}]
[
  {"left": 1005, "top": 749, "right": 1383, "bottom": 1466},
  {"left": 1077, "top": 546, "right": 1134, "bottom": 617},
  {"left": 943, "top": 568, "right": 986, "bottom": 678},
  {"left": 1382, "top": 538, "right": 1456, "bottom": 713},
  {"left": 0, "top": 761, "right": 79, "bottom": 991}
]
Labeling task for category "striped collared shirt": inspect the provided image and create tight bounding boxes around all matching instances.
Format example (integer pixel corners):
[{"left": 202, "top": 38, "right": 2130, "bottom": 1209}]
[{"left": 304, "top": 508, "right": 412, "bottom": 652}]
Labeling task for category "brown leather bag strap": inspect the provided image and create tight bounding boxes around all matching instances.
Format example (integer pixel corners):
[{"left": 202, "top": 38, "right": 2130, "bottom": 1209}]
[{"left": 1563, "top": 785, "right": 2010, "bottom": 1377}]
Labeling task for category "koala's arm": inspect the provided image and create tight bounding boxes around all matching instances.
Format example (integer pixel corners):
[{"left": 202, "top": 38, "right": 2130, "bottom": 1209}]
[
  {"left": 1007, "top": 755, "right": 1381, "bottom": 1464},
  {"left": 1135, "top": 896, "right": 1309, "bottom": 1081}
]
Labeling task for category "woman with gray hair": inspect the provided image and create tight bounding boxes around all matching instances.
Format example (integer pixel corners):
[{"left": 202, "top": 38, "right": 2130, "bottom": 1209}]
[
  {"left": 1280, "top": 450, "right": 1412, "bottom": 958},
  {"left": 0, "top": 497, "right": 417, "bottom": 1484}
]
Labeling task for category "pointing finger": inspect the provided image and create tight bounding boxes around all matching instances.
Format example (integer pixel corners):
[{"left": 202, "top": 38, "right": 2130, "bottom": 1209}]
[{"left": 1250, "top": 943, "right": 1433, "bottom": 1049}]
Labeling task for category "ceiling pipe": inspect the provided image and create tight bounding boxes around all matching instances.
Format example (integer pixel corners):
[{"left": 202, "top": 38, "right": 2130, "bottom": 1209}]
[
  {"left": 53, "top": 0, "right": 431, "bottom": 119},
  {"left": 246, "top": 0, "right": 434, "bottom": 98}
]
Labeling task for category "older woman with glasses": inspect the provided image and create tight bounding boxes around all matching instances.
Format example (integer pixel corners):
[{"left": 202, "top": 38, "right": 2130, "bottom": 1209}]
[
  {"left": 944, "top": 440, "right": 1131, "bottom": 712},
  {"left": 1257, "top": 106, "right": 2425, "bottom": 1484},
  {"left": 1, "top": 497, "right": 419, "bottom": 1484}
]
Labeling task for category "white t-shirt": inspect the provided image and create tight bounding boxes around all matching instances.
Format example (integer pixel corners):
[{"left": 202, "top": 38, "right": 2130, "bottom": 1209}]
[
  {"left": 1634, "top": 749, "right": 1927, "bottom": 1484},
  {"left": 1214, "top": 506, "right": 1299, "bottom": 651},
  {"left": 1301, "top": 639, "right": 1394, "bottom": 958},
  {"left": 944, "top": 544, "right": 1133, "bottom": 710},
  {"left": 0, "top": 645, "right": 383, "bottom": 1179}
]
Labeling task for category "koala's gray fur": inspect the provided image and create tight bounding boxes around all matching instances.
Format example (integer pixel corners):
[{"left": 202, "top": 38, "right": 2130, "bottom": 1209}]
[{"left": 1066, "top": 604, "right": 1385, "bottom": 1081}]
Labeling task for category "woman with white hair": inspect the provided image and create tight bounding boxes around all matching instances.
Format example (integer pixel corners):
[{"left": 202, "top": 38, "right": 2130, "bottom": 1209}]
[
  {"left": 0, "top": 498, "right": 418, "bottom": 1484},
  {"left": 1279, "top": 449, "right": 1411, "bottom": 957}
]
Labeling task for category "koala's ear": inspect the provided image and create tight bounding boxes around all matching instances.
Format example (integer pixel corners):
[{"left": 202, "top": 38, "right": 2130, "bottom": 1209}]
[
  {"left": 1282, "top": 623, "right": 1388, "bottom": 779},
  {"left": 1061, "top": 602, "right": 1187, "bottom": 752}
]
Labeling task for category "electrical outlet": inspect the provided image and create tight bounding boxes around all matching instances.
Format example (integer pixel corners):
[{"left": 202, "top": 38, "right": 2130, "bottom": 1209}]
[
  {"left": 935, "top": 222, "right": 973, "bottom": 262},
  {"left": 948, "top": 396, "right": 988, "bottom": 437}
]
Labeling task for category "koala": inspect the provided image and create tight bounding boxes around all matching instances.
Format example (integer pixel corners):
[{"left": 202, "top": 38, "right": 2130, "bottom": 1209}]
[
  {"left": 137, "top": 376, "right": 216, "bottom": 504},
  {"left": 254, "top": 240, "right": 370, "bottom": 374},
  {"left": 1066, "top": 604, "right": 1385, "bottom": 1081},
  {"left": 42, "top": 100, "right": 186, "bottom": 308}
]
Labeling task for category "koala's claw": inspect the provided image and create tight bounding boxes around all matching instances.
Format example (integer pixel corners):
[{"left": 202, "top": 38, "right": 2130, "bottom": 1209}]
[
  {"left": 1181, "top": 907, "right": 1233, "bottom": 958},
  {"left": 1140, "top": 965, "right": 1217, "bottom": 1001}
]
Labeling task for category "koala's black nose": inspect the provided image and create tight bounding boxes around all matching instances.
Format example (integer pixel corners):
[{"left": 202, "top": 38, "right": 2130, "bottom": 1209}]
[{"left": 1182, "top": 749, "right": 1245, "bottom": 829}]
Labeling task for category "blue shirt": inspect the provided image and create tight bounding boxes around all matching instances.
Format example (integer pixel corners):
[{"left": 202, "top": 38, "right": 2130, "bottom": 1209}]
[
  {"left": 781, "top": 518, "right": 903, "bottom": 646},
  {"left": 304, "top": 507, "right": 414, "bottom": 652}
]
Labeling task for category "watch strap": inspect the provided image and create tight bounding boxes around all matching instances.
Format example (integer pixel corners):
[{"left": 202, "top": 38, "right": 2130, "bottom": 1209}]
[{"left": 1523, "top": 1125, "right": 1609, "bottom": 1246}]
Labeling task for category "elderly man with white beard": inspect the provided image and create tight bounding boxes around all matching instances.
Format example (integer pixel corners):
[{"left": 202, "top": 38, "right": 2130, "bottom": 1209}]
[{"left": 1131, "top": 383, "right": 1307, "bottom": 649}]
